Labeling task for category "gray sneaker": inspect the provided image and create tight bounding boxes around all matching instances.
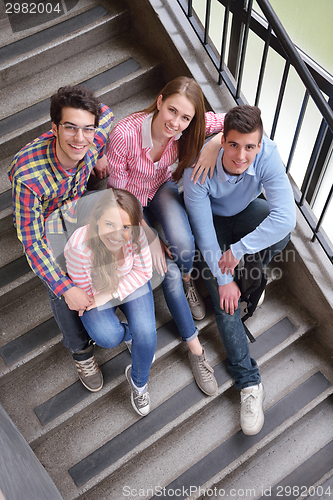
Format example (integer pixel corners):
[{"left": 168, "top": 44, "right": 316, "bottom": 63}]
[
  {"left": 125, "top": 365, "right": 150, "bottom": 416},
  {"left": 183, "top": 278, "right": 206, "bottom": 321},
  {"left": 73, "top": 344, "right": 103, "bottom": 392},
  {"left": 188, "top": 348, "right": 218, "bottom": 396}
]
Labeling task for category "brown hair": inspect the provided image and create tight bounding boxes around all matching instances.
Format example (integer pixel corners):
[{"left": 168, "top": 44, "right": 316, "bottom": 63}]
[
  {"left": 86, "top": 189, "right": 143, "bottom": 295},
  {"left": 223, "top": 105, "right": 263, "bottom": 141},
  {"left": 142, "top": 76, "right": 206, "bottom": 182},
  {"left": 50, "top": 85, "right": 102, "bottom": 128}
]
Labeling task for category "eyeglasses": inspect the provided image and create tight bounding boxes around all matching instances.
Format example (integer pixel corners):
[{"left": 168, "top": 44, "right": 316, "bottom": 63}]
[{"left": 58, "top": 123, "right": 96, "bottom": 138}]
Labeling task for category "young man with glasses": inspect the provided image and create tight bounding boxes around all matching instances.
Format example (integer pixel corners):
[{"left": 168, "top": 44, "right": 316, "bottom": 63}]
[{"left": 8, "top": 85, "right": 113, "bottom": 392}]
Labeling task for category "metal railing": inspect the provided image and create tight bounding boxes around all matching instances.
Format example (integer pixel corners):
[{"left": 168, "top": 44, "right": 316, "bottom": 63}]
[{"left": 176, "top": 0, "right": 333, "bottom": 262}]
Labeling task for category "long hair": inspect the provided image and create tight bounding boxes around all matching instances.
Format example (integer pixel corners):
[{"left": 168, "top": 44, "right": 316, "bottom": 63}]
[
  {"left": 142, "top": 76, "right": 206, "bottom": 182},
  {"left": 86, "top": 188, "right": 143, "bottom": 295}
]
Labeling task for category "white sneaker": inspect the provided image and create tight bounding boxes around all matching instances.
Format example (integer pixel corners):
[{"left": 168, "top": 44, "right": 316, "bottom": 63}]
[{"left": 240, "top": 383, "right": 264, "bottom": 435}]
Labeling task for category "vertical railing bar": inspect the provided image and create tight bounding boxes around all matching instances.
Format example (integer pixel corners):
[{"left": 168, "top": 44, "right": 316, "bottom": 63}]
[
  {"left": 219, "top": 0, "right": 231, "bottom": 84},
  {"left": 270, "top": 59, "right": 290, "bottom": 140},
  {"left": 255, "top": 24, "right": 272, "bottom": 107},
  {"left": 312, "top": 183, "right": 333, "bottom": 240},
  {"left": 236, "top": 0, "right": 253, "bottom": 99},
  {"left": 188, "top": 0, "right": 193, "bottom": 17},
  {"left": 204, "top": 0, "right": 212, "bottom": 45},
  {"left": 286, "top": 90, "right": 310, "bottom": 173},
  {"left": 299, "top": 123, "right": 328, "bottom": 206}
]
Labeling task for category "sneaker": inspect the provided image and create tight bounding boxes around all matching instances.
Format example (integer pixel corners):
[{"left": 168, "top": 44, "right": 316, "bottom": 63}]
[
  {"left": 240, "top": 383, "right": 264, "bottom": 435},
  {"left": 125, "top": 365, "right": 150, "bottom": 416},
  {"left": 188, "top": 348, "right": 218, "bottom": 396},
  {"left": 183, "top": 278, "right": 206, "bottom": 321},
  {"left": 73, "top": 344, "right": 103, "bottom": 392},
  {"left": 125, "top": 340, "right": 156, "bottom": 363}
]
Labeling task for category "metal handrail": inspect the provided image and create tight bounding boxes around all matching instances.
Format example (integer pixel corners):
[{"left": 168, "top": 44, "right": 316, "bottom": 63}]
[
  {"left": 175, "top": 0, "right": 333, "bottom": 262},
  {"left": 256, "top": 0, "right": 333, "bottom": 134}
]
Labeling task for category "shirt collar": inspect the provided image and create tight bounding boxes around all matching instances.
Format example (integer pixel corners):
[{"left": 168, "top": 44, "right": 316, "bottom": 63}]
[
  {"left": 216, "top": 148, "right": 256, "bottom": 183},
  {"left": 141, "top": 113, "right": 182, "bottom": 149}
]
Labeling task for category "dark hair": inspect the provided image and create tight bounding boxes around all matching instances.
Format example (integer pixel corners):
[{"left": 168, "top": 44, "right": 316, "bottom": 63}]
[
  {"left": 142, "top": 76, "right": 207, "bottom": 182},
  {"left": 87, "top": 188, "right": 143, "bottom": 294},
  {"left": 223, "top": 105, "right": 263, "bottom": 141},
  {"left": 50, "top": 85, "right": 102, "bottom": 127}
]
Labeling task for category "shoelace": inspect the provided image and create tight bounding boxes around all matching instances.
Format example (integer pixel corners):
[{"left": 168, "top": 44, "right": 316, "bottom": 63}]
[
  {"left": 134, "top": 390, "right": 149, "bottom": 408},
  {"left": 184, "top": 282, "right": 201, "bottom": 306},
  {"left": 198, "top": 358, "right": 214, "bottom": 381},
  {"left": 76, "top": 357, "right": 99, "bottom": 377},
  {"left": 241, "top": 392, "right": 257, "bottom": 414}
]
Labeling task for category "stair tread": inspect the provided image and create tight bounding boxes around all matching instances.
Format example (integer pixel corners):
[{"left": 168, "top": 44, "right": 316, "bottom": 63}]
[
  {"left": 0, "top": 0, "right": 111, "bottom": 48},
  {"left": 35, "top": 337, "right": 333, "bottom": 499},
  {"left": 0, "top": 5, "right": 109, "bottom": 65},
  {"left": 147, "top": 372, "right": 332, "bottom": 500},
  {"left": 0, "top": 31, "right": 159, "bottom": 123},
  {"left": 257, "top": 436, "right": 333, "bottom": 500}
]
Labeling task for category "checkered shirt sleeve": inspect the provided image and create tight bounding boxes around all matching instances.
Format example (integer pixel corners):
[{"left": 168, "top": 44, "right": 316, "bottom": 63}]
[{"left": 8, "top": 104, "right": 114, "bottom": 297}]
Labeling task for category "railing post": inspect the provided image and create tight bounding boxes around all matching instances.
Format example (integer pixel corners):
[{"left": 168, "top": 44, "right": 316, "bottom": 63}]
[{"left": 227, "top": 0, "right": 246, "bottom": 79}]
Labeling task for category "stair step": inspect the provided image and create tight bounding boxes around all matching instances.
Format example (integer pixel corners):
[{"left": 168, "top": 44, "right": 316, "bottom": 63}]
[
  {"left": 0, "top": 317, "right": 60, "bottom": 367},
  {"left": 67, "top": 317, "right": 299, "bottom": 490},
  {"left": 0, "top": 3, "right": 130, "bottom": 90},
  {"left": 257, "top": 437, "right": 333, "bottom": 500},
  {"left": 72, "top": 334, "right": 333, "bottom": 500},
  {"left": 210, "top": 393, "right": 333, "bottom": 500},
  {"left": 36, "top": 315, "right": 296, "bottom": 430},
  {"left": 149, "top": 372, "right": 332, "bottom": 500},
  {"left": 0, "top": 28, "right": 161, "bottom": 159}
]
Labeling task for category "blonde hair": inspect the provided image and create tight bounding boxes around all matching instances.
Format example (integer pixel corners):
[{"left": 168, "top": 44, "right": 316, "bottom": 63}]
[
  {"left": 143, "top": 76, "right": 206, "bottom": 181},
  {"left": 86, "top": 188, "right": 143, "bottom": 295}
]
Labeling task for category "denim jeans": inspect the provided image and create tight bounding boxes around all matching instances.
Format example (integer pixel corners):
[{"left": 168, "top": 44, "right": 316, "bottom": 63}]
[
  {"left": 80, "top": 282, "right": 157, "bottom": 387},
  {"left": 200, "top": 197, "right": 291, "bottom": 390},
  {"left": 144, "top": 180, "right": 197, "bottom": 342},
  {"left": 47, "top": 285, "right": 91, "bottom": 353}
]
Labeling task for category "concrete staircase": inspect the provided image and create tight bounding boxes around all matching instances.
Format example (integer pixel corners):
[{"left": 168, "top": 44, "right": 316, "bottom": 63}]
[{"left": 1, "top": 1, "right": 333, "bottom": 499}]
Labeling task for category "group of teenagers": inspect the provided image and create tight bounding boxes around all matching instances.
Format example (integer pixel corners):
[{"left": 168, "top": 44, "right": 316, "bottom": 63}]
[{"left": 8, "top": 76, "right": 295, "bottom": 436}]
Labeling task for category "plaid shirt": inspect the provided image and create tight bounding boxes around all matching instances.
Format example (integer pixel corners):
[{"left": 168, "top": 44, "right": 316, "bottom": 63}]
[{"left": 8, "top": 104, "right": 113, "bottom": 297}]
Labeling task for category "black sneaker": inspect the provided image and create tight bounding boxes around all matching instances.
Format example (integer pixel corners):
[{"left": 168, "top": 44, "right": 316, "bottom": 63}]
[{"left": 125, "top": 365, "right": 150, "bottom": 416}]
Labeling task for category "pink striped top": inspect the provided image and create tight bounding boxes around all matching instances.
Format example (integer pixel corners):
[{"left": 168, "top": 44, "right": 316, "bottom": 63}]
[
  {"left": 64, "top": 224, "right": 152, "bottom": 302},
  {"left": 106, "top": 111, "right": 225, "bottom": 205}
]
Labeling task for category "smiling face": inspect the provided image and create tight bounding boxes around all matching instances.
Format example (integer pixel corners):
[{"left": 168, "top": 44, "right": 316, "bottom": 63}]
[
  {"left": 52, "top": 107, "right": 95, "bottom": 170},
  {"left": 221, "top": 129, "right": 262, "bottom": 176},
  {"left": 153, "top": 93, "right": 195, "bottom": 140},
  {"left": 97, "top": 205, "right": 132, "bottom": 255}
]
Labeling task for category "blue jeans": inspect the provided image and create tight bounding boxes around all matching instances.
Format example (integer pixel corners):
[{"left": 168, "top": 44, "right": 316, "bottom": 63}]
[
  {"left": 80, "top": 282, "right": 156, "bottom": 387},
  {"left": 47, "top": 285, "right": 91, "bottom": 353},
  {"left": 200, "top": 197, "right": 290, "bottom": 390},
  {"left": 144, "top": 181, "right": 197, "bottom": 342}
]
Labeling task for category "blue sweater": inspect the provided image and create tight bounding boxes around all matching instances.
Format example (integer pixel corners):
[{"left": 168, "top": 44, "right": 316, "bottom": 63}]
[{"left": 183, "top": 135, "right": 296, "bottom": 286}]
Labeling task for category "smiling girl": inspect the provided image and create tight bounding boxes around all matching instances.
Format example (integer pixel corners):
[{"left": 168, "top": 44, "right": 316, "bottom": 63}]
[
  {"left": 64, "top": 188, "right": 156, "bottom": 416},
  {"left": 105, "top": 76, "right": 225, "bottom": 396}
]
